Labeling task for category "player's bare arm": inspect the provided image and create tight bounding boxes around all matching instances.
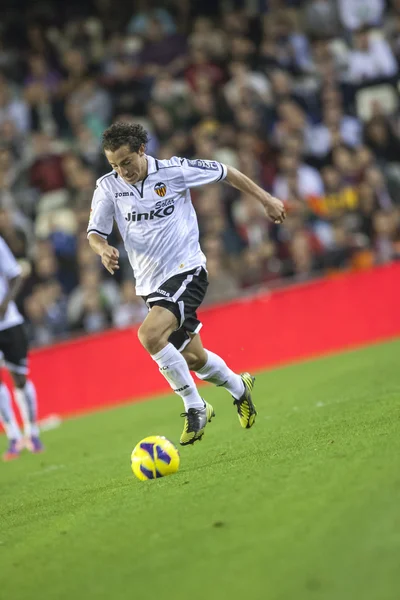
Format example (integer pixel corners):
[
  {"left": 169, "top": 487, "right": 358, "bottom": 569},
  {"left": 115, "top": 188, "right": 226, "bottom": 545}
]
[
  {"left": 225, "top": 165, "right": 286, "bottom": 224},
  {"left": 88, "top": 233, "right": 120, "bottom": 275},
  {"left": 0, "top": 274, "right": 23, "bottom": 320}
]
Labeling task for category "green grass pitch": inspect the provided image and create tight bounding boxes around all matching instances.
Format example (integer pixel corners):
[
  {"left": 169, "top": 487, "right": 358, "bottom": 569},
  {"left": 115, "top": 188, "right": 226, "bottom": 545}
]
[{"left": 1, "top": 339, "right": 400, "bottom": 600}]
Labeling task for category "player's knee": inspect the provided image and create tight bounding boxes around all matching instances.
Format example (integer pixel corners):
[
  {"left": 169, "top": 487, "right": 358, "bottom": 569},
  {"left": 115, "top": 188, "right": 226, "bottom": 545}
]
[{"left": 138, "top": 324, "right": 166, "bottom": 354}]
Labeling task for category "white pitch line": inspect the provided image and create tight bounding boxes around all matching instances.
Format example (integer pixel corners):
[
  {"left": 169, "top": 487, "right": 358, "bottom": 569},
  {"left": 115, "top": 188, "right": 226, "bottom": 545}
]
[
  {"left": 263, "top": 398, "right": 345, "bottom": 420},
  {"left": 29, "top": 464, "right": 66, "bottom": 477}
]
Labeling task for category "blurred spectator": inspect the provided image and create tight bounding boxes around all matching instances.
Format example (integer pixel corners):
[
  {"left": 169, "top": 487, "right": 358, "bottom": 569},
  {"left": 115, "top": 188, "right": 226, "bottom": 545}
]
[
  {"left": 67, "top": 269, "right": 119, "bottom": 332},
  {"left": 127, "top": 0, "right": 176, "bottom": 36},
  {"left": 0, "top": 79, "right": 30, "bottom": 134},
  {"left": 24, "top": 281, "right": 67, "bottom": 346},
  {"left": 373, "top": 209, "right": 398, "bottom": 263},
  {"left": 273, "top": 151, "right": 324, "bottom": 201},
  {"left": 305, "top": 101, "right": 362, "bottom": 158},
  {"left": 185, "top": 48, "right": 224, "bottom": 93},
  {"left": 386, "top": 4, "right": 400, "bottom": 62},
  {"left": 188, "top": 17, "right": 228, "bottom": 59},
  {"left": 58, "top": 49, "right": 89, "bottom": 100},
  {"left": 24, "top": 54, "right": 61, "bottom": 94},
  {"left": 345, "top": 27, "right": 398, "bottom": 83},
  {"left": 66, "top": 75, "right": 112, "bottom": 132},
  {"left": 364, "top": 116, "right": 400, "bottom": 164},
  {"left": 204, "top": 255, "right": 241, "bottom": 304},
  {"left": 303, "top": 1, "right": 340, "bottom": 38},
  {"left": 338, "top": 0, "right": 384, "bottom": 30},
  {"left": 112, "top": 281, "right": 148, "bottom": 329},
  {"left": 261, "top": 11, "right": 313, "bottom": 74},
  {"left": 139, "top": 18, "right": 187, "bottom": 75},
  {"left": 224, "top": 61, "right": 270, "bottom": 108}
]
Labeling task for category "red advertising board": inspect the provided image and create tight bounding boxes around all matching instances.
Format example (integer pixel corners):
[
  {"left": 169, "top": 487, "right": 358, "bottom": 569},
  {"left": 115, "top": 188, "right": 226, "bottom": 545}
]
[{"left": 3, "top": 264, "right": 400, "bottom": 419}]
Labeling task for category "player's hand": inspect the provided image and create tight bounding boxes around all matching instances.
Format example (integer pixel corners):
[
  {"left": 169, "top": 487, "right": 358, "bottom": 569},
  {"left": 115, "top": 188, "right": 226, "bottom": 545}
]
[
  {"left": 100, "top": 245, "right": 120, "bottom": 275},
  {"left": 0, "top": 300, "right": 8, "bottom": 320},
  {"left": 264, "top": 195, "right": 286, "bottom": 224}
]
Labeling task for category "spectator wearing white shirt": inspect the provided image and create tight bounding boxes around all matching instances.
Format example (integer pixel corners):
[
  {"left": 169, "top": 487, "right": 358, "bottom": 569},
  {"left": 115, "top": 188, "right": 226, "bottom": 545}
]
[
  {"left": 346, "top": 28, "right": 398, "bottom": 83},
  {"left": 305, "top": 105, "right": 362, "bottom": 158},
  {"left": 0, "top": 81, "right": 30, "bottom": 135},
  {"left": 273, "top": 152, "right": 324, "bottom": 201},
  {"left": 338, "top": 0, "right": 384, "bottom": 31}
]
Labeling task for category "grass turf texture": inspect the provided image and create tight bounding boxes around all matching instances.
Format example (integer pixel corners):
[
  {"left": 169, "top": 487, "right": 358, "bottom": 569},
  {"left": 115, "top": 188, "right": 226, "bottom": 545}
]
[{"left": 1, "top": 339, "right": 400, "bottom": 600}]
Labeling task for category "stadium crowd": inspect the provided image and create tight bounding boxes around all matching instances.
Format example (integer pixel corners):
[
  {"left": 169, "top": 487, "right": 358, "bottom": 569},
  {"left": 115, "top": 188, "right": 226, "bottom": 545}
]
[{"left": 0, "top": 0, "right": 400, "bottom": 345}]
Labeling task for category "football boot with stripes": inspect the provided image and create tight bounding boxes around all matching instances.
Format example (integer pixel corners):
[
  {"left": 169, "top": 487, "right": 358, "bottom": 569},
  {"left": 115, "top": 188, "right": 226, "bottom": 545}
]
[
  {"left": 180, "top": 401, "right": 215, "bottom": 446},
  {"left": 233, "top": 373, "right": 257, "bottom": 428}
]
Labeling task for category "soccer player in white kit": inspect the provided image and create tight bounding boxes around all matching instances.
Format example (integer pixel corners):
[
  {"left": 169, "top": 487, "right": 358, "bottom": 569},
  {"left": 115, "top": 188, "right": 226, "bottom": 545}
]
[
  {"left": 0, "top": 237, "right": 43, "bottom": 460},
  {"left": 88, "top": 123, "right": 286, "bottom": 445}
]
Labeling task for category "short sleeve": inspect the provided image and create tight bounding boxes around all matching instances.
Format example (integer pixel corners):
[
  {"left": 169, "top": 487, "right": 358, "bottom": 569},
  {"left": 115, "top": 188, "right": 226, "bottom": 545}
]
[
  {"left": 180, "top": 158, "right": 227, "bottom": 189},
  {"left": 87, "top": 184, "right": 115, "bottom": 239},
  {"left": 0, "top": 237, "right": 22, "bottom": 279}
]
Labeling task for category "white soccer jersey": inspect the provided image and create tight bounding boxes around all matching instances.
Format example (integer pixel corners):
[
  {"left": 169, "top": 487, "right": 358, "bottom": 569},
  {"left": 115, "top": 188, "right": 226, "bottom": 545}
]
[
  {"left": 87, "top": 155, "right": 227, "bottom": 295},
  {"left": 0, "top": 236, "right": 23, "bottom": 332}
]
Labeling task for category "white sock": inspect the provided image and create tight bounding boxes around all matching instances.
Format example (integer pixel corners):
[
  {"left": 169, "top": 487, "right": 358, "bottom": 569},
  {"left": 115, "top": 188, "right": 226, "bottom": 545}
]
[
  {"left": 14, "top": 380, "right": 40, "bottom": 437},
  {"left": 152, "top": 343, "right": 205, "bottom": 411},
  {"left": 0, "top": 383, "right": 22, "bottom": 440},
  {"left": 195, "top": 350, "right": 245, "bottom": 399}
]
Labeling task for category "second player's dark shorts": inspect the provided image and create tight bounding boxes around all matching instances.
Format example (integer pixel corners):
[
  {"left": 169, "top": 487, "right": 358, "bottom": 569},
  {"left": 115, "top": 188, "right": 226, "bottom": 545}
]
[
  {"left": 142, "top": 266, "right": 208, "bottom": 351},
  {"left": 0, "top": 323, "right": 29, "bottom": 375}
]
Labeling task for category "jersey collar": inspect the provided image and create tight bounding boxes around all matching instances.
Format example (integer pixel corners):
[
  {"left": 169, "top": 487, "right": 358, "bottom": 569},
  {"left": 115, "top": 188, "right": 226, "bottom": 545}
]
[
  {"left": 130, "top": 155, "right": 158, "bottom": 198},
  {"left": 145, "top": 154, "right": 158, "bottom": 176}
]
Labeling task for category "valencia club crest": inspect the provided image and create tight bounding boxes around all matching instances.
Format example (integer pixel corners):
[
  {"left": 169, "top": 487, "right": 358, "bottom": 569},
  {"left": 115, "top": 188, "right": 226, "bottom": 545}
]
[{"left": 154, "top": 182, "right": 167, "bottom": 197}]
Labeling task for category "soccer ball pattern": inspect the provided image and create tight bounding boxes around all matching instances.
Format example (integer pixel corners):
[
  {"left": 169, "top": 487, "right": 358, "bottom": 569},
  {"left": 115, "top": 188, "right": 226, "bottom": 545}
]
[{"left": 131, "top": 436, "right": 180, "bottom": 481}]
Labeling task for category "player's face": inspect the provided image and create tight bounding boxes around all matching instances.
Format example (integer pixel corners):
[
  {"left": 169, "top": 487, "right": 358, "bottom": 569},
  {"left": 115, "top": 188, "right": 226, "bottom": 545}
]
[{"left": 105, "top": 144, "right": 147, "bottom": 184}]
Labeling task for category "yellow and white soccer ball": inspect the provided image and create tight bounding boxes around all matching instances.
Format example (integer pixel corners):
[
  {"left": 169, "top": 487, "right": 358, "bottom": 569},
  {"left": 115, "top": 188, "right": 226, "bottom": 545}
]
[{"left": 131, "top": 436, "right": 180, "bottom": 481}]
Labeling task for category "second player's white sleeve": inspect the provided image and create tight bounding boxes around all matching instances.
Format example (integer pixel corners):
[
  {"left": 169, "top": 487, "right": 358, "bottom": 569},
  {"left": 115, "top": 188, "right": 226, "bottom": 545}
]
[
  {"left": 0, "top": 237, "right": 22, "bottom": 279},
  {"left": 87, "top": 184, "right": 115, "bottom": 239},
  {"left": 179, "top": 157, "right": 227, "bottom": 189}
]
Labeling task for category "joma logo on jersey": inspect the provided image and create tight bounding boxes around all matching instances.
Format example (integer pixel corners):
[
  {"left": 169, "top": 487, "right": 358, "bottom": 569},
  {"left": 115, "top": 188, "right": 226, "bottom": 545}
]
[
  {"left": 154, "top": 182, "right": 167, "bottom": 197},
  {"left": 115, "top": 192, "right": 135, "bottom": 198},
  {"left": 125, "top": 205, "right": 175, "bottom": 222}
]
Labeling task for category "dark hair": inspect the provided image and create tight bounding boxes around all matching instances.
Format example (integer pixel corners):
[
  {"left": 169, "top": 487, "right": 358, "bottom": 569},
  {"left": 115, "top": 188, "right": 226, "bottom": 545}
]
[{"left": 102, "top": 122, "right": 149, "bottom": 153}]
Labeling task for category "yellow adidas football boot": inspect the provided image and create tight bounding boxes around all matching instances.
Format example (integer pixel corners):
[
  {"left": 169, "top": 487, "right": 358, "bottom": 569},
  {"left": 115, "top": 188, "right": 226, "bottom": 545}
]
[
  {"left": 180, "top": 401, "right": 215, "bottom": 446},
  {"left": 233, "top": 373, "right": 257, "bottom": 428}
]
